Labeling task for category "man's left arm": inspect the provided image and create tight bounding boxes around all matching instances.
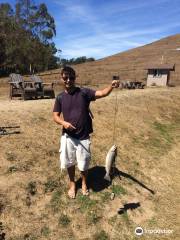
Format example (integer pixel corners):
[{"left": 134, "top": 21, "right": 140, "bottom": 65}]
[{"left": 95, "top": 80, "right": 120, "bottom": 99}]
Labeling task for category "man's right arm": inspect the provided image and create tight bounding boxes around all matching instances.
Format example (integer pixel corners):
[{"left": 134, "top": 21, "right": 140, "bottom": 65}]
[
  {"left": 53, "top": 112, "right": 64, "bottom": 125},
  {"left": 53, "top": 112, "right": 76, "bottom": 130}
]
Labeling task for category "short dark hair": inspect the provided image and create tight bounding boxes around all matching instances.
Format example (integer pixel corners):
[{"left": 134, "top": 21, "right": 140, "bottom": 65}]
[{"left": 61, "top": 66, "right": 76, "bottom": 77}]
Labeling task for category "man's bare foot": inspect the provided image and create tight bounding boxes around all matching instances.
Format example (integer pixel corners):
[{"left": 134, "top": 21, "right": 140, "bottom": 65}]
[
  {"left": 68, "top": 183, "right": 76, "bottom": 199},
  {"left": 81, "top": 183, "right": 89, "bottom": 196}
]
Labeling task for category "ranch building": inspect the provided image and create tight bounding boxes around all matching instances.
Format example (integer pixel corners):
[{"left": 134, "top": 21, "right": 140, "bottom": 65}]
[{"left": 145, "top": 64, "right": 175, "bottom": 86}]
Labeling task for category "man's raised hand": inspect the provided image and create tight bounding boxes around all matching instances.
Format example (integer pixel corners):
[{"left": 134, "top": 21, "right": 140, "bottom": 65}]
[{"left": 112, "top": 80, "right": 120, "bottom": 88}]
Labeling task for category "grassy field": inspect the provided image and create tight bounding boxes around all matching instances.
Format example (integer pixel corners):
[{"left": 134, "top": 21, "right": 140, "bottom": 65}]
[{"left": 0, "top": 85, "right": 180, "bottom": 240}]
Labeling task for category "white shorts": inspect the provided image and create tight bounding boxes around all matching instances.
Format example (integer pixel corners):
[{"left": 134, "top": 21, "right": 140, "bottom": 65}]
[{"left": 59, "top": 133, "right": 91, "bottom": 171}]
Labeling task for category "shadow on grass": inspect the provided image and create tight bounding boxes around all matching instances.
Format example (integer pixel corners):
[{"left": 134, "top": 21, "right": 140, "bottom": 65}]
[
  {"left": 76, "top": 166, "right": 155, "bottom": 195},
  {"left": 116, "top": 169, "right": 155, "bottom": 195},
  {"left": 118, "top": 202, "right": 140, "bottom": 214},
  {"left": 76, "top": 166, "right": 111, "bottom": 192}
]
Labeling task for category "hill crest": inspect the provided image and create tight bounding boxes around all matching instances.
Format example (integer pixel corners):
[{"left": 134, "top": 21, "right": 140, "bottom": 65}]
[{"left": 71, "top": 34, "right": 180, "bottom": 85}]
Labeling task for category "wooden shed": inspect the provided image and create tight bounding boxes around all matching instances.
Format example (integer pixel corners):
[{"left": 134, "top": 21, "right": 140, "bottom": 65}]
[{"left": 145, "top": 64, "right": 175, "bottom": 86}]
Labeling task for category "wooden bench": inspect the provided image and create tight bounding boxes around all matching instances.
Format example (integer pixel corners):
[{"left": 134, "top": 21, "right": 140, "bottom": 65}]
[
  {"left": 9, "top": 73, "right": 55, "bottom": 100},
  {"left": 9, "top": 73, "right": 37, "bottom": 100},
  {"left": 30, "top": 75, "right": 55, "bottom": 98}
]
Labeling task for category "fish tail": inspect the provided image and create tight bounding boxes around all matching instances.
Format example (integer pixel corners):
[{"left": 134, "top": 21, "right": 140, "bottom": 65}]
[{"left": 104, "top": 173, "right": 111, "bottom": 181}]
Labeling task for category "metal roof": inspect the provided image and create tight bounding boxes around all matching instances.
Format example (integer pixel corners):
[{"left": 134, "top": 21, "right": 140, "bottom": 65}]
[{"left": 145, "top": 64, "right": 175, "bottom": 70}]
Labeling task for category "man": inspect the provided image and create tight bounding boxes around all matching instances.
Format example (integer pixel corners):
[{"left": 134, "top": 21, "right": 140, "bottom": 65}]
[{"left": 53, "top": 66, "right": 119, "bottom": 198}]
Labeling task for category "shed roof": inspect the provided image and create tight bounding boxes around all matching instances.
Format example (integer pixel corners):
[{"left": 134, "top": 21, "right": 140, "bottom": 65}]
[{"left": 145, "top": 64, "right": 175, "bottom": 70}]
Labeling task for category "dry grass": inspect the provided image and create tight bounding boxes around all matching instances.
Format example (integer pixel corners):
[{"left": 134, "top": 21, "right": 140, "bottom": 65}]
[
  {"left": 0, "top": 85, "right": 180, "bottom": 240},
  {"left": 1, "top": 35, "right": 180, "bottom": 89}
]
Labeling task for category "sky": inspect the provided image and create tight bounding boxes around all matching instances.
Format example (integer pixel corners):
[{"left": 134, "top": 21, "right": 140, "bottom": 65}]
[{"left": 2, "top": 0, "right": 180, "bottom": 59}]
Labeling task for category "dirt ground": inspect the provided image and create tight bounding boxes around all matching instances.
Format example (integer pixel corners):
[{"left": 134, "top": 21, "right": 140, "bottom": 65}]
[{"left": 0, "top": 85, "right": 180, "bottom": 240}]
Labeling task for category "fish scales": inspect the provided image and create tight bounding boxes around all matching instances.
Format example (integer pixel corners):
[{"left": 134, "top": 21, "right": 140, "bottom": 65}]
[{"left": 104, "top": 145, "right": 117, "bottom": 181}]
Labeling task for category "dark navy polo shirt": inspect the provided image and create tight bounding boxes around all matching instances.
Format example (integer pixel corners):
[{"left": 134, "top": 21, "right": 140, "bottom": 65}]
[{"left": 53, "top": 87, "right": 96, "bottom": 140}]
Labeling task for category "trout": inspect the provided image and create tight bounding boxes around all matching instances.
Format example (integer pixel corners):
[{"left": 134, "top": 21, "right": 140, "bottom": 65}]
[{"left": 104, "top": 145, "right": 117, "bottom": 181}]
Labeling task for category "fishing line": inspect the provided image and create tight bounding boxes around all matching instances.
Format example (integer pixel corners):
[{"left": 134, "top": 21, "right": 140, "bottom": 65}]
[
  {"left": 111, "top": 81, "right": 120, "bottom": 178},
  {"left": 112, "top": 76, "right": 120, "bottom": 144},
  {"left": 112, "top": 88, "right": 118, "bottom": 144}
]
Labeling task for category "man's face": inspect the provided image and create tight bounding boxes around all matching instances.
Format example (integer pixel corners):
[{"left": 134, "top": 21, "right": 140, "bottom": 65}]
[{"left": 61, "top": 72, "right": 75, "bottom": 89}]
